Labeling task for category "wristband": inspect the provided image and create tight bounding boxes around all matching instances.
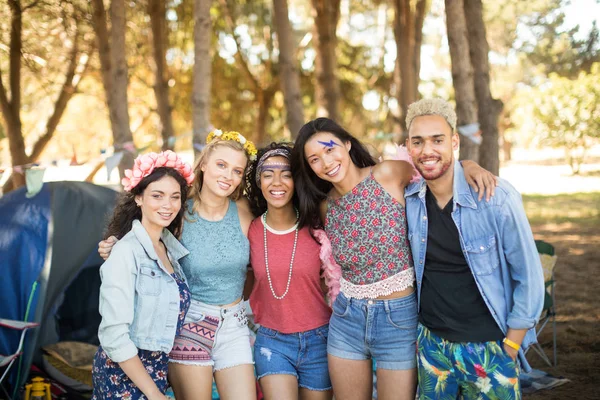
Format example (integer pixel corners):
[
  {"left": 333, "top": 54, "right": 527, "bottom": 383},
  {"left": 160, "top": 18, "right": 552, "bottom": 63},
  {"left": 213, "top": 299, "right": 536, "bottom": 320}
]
[{"left": 503, "top": 337, "right": 520, "bottom": 351}]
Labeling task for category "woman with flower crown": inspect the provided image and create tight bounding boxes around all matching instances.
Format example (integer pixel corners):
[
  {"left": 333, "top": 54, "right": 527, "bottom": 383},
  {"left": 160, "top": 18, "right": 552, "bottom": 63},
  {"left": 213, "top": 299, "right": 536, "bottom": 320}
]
[
  {"left": 99, "top": 131, "right": 259, "bottom": 400},
  {"left": 92, "top": 151, "right": 194, "bottom": 400},
  {"left": 244, "top": 142, "right": 340, "bottom": 400}
]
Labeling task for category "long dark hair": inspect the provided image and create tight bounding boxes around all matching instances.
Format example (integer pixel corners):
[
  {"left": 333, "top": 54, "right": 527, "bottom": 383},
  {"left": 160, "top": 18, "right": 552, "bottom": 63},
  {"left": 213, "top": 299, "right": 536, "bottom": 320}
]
[
  {"left": 105, "top": 167, "right": 189, "bottom": 240},
  {"left": 291, "top": 118, "right": 376, "bottom": 229},
  {"left": 246, "top": 142, "right": 297, "bottom": 217}
]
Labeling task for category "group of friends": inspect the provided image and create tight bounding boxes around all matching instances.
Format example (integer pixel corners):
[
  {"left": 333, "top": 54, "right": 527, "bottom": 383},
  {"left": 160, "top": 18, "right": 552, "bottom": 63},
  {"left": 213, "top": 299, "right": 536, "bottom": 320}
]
[{"left": 91, "top": 98, "right": 544, "bottom": 400}]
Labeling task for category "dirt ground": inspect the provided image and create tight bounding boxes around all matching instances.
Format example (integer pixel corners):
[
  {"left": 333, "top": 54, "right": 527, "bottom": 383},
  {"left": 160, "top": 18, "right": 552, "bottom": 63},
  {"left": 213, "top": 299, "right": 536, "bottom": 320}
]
[{"left": 524, "top": 222, "right": 600, "bottom": 399}]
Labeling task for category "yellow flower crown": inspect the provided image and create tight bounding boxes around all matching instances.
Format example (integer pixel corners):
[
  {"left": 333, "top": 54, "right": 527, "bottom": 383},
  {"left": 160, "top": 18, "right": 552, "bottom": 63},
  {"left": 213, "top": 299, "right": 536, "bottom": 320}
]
[{"left": 206, "top": 129, "right": 258, "bottom": 161}]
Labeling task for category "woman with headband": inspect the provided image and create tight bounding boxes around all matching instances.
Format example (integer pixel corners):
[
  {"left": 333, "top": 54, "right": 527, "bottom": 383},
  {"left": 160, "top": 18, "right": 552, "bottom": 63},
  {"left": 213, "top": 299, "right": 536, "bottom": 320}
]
[
  {"left": 99, "top": 131, "right": 259, "bottom": 400},
  {"left": 245, "top": 143, "right": 339, "bottom": 400},
  {"left": 93, "top": 151, "right": 194, "bottom": 400}
]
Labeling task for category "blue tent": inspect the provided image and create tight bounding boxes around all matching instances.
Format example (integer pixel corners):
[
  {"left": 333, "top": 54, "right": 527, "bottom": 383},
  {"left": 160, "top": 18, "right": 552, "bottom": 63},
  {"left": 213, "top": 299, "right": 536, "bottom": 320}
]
[{"left": 0, "top": 181, "right": 117, "bottom": 398}]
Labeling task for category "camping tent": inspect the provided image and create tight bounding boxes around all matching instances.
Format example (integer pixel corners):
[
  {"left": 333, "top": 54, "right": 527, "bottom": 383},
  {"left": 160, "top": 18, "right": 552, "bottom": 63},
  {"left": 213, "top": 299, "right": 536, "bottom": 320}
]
[{"left": 0, "top": 181, "right": 117, "bottom": 397}]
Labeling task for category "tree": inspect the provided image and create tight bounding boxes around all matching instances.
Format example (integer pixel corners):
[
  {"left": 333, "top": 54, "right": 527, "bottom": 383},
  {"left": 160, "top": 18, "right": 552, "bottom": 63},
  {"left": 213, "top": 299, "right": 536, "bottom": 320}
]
[
  {"left": 519, "top": 1, "right": 600, "bottom": 79},
  {"left": 149, "top": 0, "right": 176, "bottom": 150},
  {"left": 464, "top": 0, "right": 502, "bottom": 175},
  {"left": 0, "top": 1, "right": 93, "bottom": 192},
  {"left": 445, "top": 0, "right": 479, "bottom": 161},
  {"left": 521, "top": 64, "right": 600, "bottom": 174},
  {"left": 311, "top": 0, "right": 341, "bottom": 122},
  {"left": 90, "top": 0, "right": 135, "bottom": 176},
  {"left": 192, "top": 0, "right": 213, "bottom": 158},
  {"left": 392, "top": 0, "right": 429, "bottom": 135},
  {"left": 219, "top": 0, "right": 279, "bottom": 145},
  {"left": 272, "top": 0, "right": 304, "bottom": 137}
]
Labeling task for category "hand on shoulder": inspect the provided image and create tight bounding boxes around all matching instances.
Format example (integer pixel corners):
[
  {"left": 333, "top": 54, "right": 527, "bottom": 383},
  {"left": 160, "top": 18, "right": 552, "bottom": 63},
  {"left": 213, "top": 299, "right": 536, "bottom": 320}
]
[{"left": 373, "top": 160, "right": 413, "bottom": 187}]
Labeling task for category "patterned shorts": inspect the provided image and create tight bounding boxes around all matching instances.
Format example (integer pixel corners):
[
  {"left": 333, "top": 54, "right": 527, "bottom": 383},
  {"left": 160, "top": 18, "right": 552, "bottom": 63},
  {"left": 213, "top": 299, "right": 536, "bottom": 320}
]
[
  {"left": 417, "top": 324, "right": 521, "bottom": 400},
  {"left": 169, "top": 299, "right": 254, "bottom": 371}
]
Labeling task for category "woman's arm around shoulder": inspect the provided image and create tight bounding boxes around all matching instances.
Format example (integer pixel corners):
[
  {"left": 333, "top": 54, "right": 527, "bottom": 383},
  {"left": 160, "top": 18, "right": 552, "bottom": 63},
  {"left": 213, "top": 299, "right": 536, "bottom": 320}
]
[{"left": 236, "top": 197, "right": 254, "bottom": 237}]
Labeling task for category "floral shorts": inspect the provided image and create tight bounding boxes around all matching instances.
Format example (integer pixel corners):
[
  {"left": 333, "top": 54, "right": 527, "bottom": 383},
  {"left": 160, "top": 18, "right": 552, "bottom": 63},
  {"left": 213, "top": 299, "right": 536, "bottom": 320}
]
[
  {"left": 417, "top": 324, "right": 521, "bottom": 400},
  {"left": 169, "top": 299, "right": 254, "bottom": 371}
]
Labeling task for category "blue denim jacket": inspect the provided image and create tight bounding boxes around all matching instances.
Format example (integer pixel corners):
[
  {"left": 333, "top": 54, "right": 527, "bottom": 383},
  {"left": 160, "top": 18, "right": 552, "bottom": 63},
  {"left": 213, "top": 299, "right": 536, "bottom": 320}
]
[
  {"left": 98, "top": 220, "right": 189, "bottom": 362},
  {"left": 404, "top": 161, "right": 544, "bottom": 372}
]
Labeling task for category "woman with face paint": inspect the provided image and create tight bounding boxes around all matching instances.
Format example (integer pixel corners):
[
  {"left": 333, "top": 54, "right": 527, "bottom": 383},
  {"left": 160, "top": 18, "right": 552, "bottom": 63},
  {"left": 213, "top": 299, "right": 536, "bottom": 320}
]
[
  {"left": 245, "top": 143, "right": 338, "bottom": 400},
  {"left": 290, "top": 118, "right": 496, "bottom": 400}
]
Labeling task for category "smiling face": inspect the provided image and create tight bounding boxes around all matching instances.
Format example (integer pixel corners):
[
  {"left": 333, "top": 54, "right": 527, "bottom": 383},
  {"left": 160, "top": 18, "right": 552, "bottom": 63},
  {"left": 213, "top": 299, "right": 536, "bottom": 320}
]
[
  {"left": 407, "top": 114, "right": 459, "bottom": 181},
  {"left": 259, "top": 155, "right": 294, "bottom": 211},
  {"left": 303, "top": 132, "right": 352, "bottom": 184},
  {"left": 201, "top": 146, "right": 248, "bottom": 198},
  {"left": 136, "top": 175, "right": 182, "bottom": 232}
]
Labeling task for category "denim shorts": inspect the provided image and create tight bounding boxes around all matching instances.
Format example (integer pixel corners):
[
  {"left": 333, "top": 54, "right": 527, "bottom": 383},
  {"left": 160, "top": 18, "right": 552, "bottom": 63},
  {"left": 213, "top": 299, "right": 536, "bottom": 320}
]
[
  {"left": 169, "top": 299, "right": 253, "bottom": 371},
  {"left": 327, "top": 291, "right": 418, "bottom": 370},
  {"left": 254, "top": 324, "right": 332, "bottom": 391}
]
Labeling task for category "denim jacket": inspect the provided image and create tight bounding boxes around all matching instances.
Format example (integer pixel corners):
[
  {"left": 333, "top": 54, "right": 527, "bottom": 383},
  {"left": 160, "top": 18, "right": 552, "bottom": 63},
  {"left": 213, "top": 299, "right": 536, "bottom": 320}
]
[
  {"left": 404, "top": 161, "right": 544, "bottom": 372},
  {"left": 98, "top": 220, "right": 189, "bottom": 362}
]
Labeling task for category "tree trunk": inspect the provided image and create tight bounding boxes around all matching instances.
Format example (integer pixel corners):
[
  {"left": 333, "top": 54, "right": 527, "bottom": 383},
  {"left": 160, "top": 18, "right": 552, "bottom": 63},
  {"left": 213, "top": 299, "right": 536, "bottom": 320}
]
[
  {"left": 445, "top": 0, "right": 479, "bottom": 161},
  {"left": 1, "top": 1, "right": 26, "bottom": 190},
  {"left": 110, "top": 0, "right": 135, "bottom": 173},
  {"left": 149, "top": 0, "right": 175, "bottom": 150},
  {"left": 464, "top": 0, "right": 502, "bottom": 174},
  {"left": 193, "top": 0, "right": 212, "bottom": 159},
  {"left": 272, "top": 0, "right": 304, "bottom": 137},
  {"left": 1, "top": 3, "right": 92, "bottom": 193},
  {"left": 91, "top": 0, "right": 135, "bottom": 175},
  {"left": 311, "top": 0, "right": 341, "bottom": 122},
  {"left": 393, "top": 0, "right": 429, "bottom": 139}
]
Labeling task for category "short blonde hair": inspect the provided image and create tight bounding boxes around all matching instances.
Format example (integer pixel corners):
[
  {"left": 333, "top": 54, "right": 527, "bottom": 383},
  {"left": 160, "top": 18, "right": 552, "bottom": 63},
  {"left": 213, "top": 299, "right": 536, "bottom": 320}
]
[{"left": 406, "top": 98, "right": 457, "bottom": 131}]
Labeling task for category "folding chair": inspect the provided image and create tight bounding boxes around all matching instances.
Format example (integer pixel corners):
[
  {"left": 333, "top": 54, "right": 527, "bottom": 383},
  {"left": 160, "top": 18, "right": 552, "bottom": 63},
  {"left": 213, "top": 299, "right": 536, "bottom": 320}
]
[
  {"left": 0, "top": 319, "right": 39, "bottom": 399},
  {"left": 526, "top": 240, "right": 558, "bottom": 367}
]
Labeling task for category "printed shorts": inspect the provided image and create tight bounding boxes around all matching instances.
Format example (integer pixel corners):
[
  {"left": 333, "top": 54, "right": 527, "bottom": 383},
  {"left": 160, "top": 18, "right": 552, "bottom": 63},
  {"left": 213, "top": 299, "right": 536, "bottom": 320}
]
[{"left": 169, "top": 299, "right": 254, "bottom": 371}]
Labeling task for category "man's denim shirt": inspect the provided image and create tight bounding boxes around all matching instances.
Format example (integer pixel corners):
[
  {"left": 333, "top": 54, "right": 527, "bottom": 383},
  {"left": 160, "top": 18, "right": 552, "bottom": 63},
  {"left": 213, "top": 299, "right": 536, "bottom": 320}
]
[
  {"left": 98, "top": 220, "right": 189, "bottom": 363},
  {"left": 404, "top": 161, "right": 544, "bottom": 372}
]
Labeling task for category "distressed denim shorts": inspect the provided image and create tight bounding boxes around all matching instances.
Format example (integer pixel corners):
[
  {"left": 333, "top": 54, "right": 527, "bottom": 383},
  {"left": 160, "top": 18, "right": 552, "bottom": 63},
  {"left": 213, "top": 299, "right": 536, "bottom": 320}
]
[
  {"left": 254, "top": 324, "right": 332, "bottom": 391},
  {"left": 169, "top": 299, "right": 254, "bottom": 371},
  {"left": 327, "top": 291, "right": 418, "bottom": 370}
]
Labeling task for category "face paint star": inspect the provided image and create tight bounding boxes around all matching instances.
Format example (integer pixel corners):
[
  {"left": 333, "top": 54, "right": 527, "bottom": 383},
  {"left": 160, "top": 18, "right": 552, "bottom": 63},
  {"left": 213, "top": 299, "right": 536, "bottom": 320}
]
[{"left": 318, "top": 139, "right": 340, "bottom": 148}]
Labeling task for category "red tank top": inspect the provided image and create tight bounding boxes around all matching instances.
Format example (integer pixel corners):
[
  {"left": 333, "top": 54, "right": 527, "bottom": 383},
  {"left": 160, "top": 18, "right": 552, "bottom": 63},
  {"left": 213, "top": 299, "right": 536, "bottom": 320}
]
[{"left": 249, "top": 218, "right": 331, "bottom": 333}]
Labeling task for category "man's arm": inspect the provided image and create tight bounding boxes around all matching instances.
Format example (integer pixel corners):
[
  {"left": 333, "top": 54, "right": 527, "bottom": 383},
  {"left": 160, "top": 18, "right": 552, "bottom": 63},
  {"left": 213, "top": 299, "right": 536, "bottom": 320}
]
[{"left": 498, "top": 185, "right": 545, "bottom": 356}]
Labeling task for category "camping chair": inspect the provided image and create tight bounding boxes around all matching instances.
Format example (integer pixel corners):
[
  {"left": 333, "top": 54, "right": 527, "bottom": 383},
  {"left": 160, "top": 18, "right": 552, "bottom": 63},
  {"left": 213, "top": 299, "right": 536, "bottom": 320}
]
[
  {"left": 0, "top": 319, "right": 39, "bottom": 399},
  {"left": 525, "top": 240, "right": 558, "bottom": 367}
]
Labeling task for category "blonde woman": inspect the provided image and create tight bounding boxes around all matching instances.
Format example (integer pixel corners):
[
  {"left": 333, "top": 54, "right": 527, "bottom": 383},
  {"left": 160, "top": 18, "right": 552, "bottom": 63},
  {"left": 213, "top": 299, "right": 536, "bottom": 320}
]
[{"left": 99, "top": 131, "right": 258, "bottom": 400}]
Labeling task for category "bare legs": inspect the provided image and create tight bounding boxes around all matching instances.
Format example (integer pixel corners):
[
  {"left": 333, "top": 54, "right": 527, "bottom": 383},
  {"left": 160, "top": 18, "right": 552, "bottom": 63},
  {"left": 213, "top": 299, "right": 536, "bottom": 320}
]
[{"left": 259, "top": 374, "right": 333, "bottom": 400}]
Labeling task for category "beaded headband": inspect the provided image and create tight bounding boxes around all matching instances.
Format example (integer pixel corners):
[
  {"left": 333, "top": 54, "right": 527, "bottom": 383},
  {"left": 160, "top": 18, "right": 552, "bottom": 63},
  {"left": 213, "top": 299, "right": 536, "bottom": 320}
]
[{"left": 255, "top": 148, "right": 292, "bottom": 185}]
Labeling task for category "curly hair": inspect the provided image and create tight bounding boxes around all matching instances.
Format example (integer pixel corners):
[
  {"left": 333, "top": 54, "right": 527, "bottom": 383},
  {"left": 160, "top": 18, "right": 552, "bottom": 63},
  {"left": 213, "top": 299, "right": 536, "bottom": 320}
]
[
  {"left": 104, "top": 167, "right": 189, "bottom": 240},
  {"left": 291, "top": 118, "right": 376, "bottom": 230},
  {"left": 406, "top": 98, "right": 457, "bottom": 131},
  {"left": 245, "top": 142, "right": 296, "bottom": 217}
]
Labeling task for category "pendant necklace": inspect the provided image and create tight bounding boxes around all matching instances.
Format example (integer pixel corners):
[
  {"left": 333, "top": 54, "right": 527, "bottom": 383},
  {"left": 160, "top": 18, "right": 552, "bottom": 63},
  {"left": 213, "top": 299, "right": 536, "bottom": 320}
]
[{"left": 262, "top": 209, "right": 299, "bottom": 300}]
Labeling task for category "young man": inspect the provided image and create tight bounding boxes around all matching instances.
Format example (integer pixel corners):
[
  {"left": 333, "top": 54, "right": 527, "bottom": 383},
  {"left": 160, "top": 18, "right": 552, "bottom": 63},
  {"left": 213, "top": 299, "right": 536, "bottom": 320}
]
[{"left": 404, "top": 98, "right": 544, "bottom": 399}]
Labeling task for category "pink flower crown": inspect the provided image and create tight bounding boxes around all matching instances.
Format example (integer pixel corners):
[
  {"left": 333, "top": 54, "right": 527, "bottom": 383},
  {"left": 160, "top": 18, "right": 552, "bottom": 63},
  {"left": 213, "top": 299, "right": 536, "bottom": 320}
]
[{"left": 121, "top": 150, "right": 195, "bottom": 192}]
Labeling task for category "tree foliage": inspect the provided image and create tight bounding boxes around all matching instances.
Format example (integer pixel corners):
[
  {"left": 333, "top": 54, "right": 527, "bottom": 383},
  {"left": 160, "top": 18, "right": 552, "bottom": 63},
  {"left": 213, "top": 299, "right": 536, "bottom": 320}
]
[{"left": 515, "top": 63, "right": 600, "bottom": 174}]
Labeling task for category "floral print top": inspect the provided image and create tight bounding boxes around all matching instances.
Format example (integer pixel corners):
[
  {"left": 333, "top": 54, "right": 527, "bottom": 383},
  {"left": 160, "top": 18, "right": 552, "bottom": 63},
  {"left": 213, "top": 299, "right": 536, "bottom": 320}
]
[{"left": 325, "top": 173, "right": 415, "bottom": 292}]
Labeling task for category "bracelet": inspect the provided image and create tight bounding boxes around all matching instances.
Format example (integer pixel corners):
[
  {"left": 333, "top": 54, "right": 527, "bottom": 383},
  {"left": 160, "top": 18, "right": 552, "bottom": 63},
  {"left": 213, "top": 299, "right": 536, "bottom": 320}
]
[{"left": 503, "top": 337, "right": 521, "bottom": 351}]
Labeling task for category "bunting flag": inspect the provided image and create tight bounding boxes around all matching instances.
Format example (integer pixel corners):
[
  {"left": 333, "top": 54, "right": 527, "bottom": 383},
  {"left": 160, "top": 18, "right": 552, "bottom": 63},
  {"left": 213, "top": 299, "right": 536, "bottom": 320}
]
[
  {"left": 458, "top": 122, "right": 482, "bottom": 145},
  {"left": 105, "top": 152, "right": 125, "bottom": 180},
  {"left": 25, "top": 168, "right": 46, "bottom": 198}
]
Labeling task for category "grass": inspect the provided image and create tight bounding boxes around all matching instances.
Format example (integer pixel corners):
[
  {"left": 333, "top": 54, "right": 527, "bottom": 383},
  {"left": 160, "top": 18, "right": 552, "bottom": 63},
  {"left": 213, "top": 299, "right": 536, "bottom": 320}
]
[{"left": 522, "top": 192, "right": 600, "bottom": 225}]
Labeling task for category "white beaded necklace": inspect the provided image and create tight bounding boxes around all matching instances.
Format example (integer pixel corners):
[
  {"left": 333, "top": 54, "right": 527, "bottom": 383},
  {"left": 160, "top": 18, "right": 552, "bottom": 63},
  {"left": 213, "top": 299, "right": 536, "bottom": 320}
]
[{"left": 262, "top": 209, "right": 299, "bottom": 300}]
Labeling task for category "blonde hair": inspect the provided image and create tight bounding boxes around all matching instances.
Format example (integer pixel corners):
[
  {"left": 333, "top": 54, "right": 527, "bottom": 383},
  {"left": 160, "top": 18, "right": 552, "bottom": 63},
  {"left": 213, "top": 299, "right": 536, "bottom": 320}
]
[
  {"left": 406, "top": 98, "right": 457, "bottom": 131},
  {"left": 190, "top": 139, "right": 249, "bottom": 203}
]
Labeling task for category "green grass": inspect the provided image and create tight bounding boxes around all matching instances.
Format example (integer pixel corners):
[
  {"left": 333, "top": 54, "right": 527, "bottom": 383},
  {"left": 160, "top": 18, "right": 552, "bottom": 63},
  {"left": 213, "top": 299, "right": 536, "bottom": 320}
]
[{"left": 522, "top": 192, "right": 600, "bottom": 225}]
